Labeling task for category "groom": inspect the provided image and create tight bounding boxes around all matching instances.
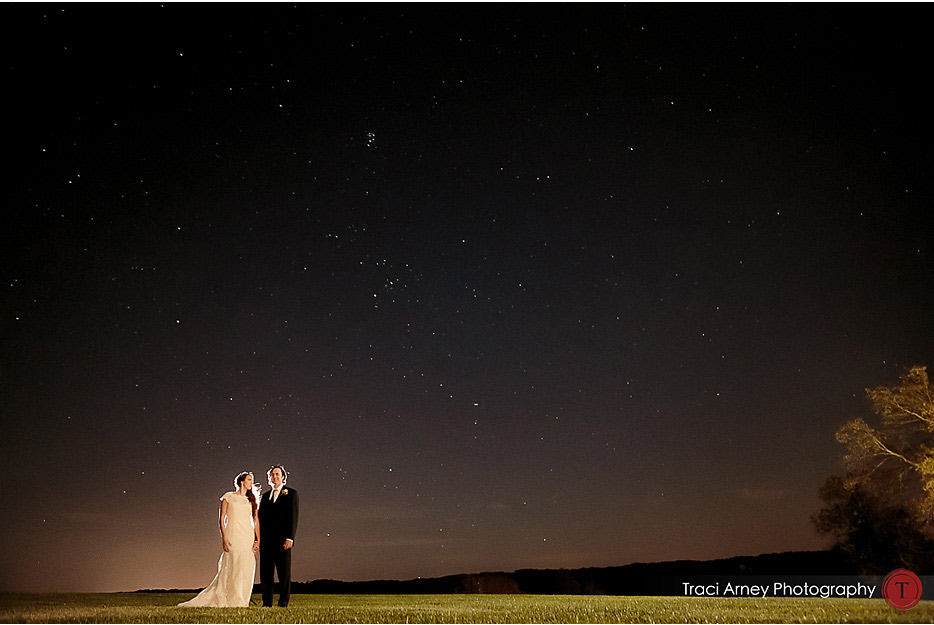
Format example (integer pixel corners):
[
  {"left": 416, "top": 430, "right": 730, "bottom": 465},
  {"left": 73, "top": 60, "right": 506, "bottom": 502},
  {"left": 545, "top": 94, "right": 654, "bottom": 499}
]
[{"left": 258, "top": 465, "right": 299, "bottom": 607}]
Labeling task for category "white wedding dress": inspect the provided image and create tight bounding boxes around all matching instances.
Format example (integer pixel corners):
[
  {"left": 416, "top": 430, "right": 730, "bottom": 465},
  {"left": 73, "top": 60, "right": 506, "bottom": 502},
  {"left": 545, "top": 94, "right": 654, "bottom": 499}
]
[{"left": 178, "top": 491, "right": 256, "bottom": 607}]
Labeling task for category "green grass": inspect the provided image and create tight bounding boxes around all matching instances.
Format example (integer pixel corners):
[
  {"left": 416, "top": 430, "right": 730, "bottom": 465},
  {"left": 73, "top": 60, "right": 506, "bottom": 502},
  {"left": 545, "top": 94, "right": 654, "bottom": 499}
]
[{"left": 1, "top": 592, "right": 932, "bottom": 623}]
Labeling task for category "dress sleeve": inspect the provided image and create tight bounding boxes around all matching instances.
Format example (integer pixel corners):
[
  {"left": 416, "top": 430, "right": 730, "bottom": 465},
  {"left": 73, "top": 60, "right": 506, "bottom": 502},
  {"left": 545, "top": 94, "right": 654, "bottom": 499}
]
[{"left": 220, "top": 491, "right": 234, "bottom": 502}]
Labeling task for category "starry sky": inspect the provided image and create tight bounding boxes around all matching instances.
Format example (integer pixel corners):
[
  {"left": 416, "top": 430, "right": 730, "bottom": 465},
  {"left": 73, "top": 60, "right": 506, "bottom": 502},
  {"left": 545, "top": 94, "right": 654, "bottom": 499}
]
[{"left": 3, "top": 4, "right": 933, "bottom": 593}]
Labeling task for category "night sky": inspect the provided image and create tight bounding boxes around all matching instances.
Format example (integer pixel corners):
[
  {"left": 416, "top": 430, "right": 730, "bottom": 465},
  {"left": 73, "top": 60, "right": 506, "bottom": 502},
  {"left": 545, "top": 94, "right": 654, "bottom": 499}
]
[{"left": 3, "top": 4, "right": 933, "bottom": 593}]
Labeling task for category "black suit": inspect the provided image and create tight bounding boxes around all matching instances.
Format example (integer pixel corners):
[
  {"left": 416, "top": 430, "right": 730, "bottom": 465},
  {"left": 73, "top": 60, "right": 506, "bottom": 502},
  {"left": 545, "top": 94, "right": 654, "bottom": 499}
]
[{"left": 258, "top": 486, "right": 299, "bottom": 607}]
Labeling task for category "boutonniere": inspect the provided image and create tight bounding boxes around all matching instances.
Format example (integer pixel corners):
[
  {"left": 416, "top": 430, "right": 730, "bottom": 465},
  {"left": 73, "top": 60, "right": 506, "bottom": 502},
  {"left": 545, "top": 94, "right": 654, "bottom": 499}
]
[{"left": 281, "top": 488, "right": 289, "bottom": 496}]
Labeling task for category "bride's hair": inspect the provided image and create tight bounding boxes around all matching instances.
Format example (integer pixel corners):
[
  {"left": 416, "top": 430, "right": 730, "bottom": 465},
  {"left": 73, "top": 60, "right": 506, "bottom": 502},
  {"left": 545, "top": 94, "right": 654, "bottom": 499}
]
[{"left": 235, "top": 472, "right": 258, "bottom": 515}]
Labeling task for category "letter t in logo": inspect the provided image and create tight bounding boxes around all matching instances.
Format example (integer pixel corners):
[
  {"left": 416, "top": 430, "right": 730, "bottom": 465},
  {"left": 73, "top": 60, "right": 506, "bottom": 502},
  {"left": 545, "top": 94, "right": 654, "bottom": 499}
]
[{"left": 882, "top": 570, "right": 922, "bottom": 611}]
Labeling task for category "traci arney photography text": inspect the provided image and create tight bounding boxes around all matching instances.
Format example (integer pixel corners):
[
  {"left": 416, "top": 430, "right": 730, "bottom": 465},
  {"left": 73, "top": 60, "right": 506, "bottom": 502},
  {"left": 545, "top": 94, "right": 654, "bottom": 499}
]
[{"left": 683, "top": 581, "right": 877, "bottom": 599}]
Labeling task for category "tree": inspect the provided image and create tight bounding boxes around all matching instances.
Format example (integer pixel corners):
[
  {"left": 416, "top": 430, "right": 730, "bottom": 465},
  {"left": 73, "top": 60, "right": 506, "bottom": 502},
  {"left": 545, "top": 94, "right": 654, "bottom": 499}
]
[{"left": 813, "top": 366, "right": 934, "bottom": 574}]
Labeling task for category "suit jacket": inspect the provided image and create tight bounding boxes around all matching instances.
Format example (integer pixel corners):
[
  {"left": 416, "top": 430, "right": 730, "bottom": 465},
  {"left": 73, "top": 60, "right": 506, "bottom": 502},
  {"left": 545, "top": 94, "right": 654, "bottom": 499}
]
[{"left": 258, "top": 486, "right": 299, "bottom": 547}]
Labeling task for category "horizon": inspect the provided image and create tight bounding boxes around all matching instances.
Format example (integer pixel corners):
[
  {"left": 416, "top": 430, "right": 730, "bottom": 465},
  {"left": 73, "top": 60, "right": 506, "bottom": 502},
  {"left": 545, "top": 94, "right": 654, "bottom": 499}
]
[
  {"left": 4, "top": 4, "right": 931, "bottom": 594},
  {"left": 131, "top": 547, "right": 839, "bottom": 594}
]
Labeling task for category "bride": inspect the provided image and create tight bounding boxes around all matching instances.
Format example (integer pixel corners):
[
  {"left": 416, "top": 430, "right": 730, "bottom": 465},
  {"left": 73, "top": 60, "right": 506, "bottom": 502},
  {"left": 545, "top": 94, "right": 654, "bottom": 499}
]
[{"left": 178, "top": 472, "right": 260, "bottom": 607}]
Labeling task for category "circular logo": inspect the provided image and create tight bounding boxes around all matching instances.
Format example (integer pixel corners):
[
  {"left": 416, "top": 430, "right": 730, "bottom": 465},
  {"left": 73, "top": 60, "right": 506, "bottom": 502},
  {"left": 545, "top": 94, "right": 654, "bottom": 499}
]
[{"left": 882, "top": 569, "right": 923, "bottom": 610}]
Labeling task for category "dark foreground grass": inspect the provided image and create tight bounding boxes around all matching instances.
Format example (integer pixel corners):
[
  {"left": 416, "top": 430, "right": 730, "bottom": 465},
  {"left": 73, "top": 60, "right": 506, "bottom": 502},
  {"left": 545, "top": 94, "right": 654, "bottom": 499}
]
[{"left": 1, "top": 592, "right": 932, "bottom": 623}]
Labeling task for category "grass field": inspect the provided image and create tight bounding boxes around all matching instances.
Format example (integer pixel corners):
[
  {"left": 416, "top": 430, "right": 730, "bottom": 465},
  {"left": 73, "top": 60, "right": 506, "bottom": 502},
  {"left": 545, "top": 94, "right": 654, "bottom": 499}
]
[{"left": 1, "top": 592, "right": 932, "bottom": 623}]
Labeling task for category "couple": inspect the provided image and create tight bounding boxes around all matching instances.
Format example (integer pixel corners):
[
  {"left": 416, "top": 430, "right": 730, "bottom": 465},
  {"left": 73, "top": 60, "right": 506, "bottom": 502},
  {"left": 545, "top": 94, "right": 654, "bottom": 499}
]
[{"left": 178, "top": 465, "right": 299, "bottom": 608}]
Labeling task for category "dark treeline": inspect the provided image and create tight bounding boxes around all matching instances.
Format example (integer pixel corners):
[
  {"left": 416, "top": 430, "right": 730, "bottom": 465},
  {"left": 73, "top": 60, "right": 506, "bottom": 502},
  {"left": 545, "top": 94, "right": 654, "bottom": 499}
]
[
  {"left": 144, "top": 550, "right": 859, "bottom": 595},
  {"left": 290, "top": 550, "right": 854, "bottom": 595}
]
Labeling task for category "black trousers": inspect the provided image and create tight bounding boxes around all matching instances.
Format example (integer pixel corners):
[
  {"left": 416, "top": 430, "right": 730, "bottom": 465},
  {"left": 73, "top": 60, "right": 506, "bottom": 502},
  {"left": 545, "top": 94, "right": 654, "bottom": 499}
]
[{"left": 260, "top": 546, "right": 292, "bottom": 607}]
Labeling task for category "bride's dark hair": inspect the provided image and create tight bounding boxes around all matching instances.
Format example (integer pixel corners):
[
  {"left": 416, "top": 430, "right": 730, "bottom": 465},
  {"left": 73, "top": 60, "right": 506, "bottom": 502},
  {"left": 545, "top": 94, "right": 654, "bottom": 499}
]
[{"left": 235, "top": 472, "right": 258, "bottom": 515}]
